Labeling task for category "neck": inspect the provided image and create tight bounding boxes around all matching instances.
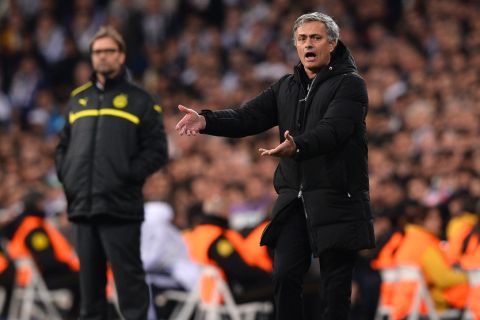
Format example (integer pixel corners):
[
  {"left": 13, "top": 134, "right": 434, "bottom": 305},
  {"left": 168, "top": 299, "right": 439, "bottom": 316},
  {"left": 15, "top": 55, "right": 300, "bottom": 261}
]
[
  {"left": 304, "top": 68, "right": 317, "bottom": 79},
  {"left": 96, "top": 73, "right": 106, "bottom": 86},
  {"left": 304, "top": 56, "right": 331, "bottom": 79},
  {"left": 96, "top": 69, "right": 121, "bottom": 86}
]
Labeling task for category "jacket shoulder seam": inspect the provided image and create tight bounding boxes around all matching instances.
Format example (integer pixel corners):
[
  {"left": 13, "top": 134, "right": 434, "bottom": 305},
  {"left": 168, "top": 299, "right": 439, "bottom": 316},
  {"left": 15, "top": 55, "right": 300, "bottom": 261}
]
[{"left": 71, "top": 82, "right": 93, "bottom": 97}]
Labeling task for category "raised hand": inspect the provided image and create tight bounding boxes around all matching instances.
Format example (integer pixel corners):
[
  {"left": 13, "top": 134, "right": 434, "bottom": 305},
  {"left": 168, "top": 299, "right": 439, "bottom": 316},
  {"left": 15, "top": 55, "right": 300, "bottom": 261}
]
[
  {"left": 259, "top": 130, "right": 297, "bottom": 158},
  {"left": 175, "top": 105, "right": 206, "bottom": 136}
]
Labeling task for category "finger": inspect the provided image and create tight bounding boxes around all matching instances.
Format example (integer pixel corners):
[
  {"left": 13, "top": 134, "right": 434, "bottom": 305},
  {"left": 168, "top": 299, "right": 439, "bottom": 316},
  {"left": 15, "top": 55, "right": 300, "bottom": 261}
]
[
  {"left": 175, "top": 118, "right": 185, "bottom": 131},
  {"left": 178, "top": 104, "right": 196, "bottom": 115},
  {"left": 269, "top": 144, "right": 285, "bottom": 156},
  {"left": 179, "top": 125, "right": 186, "bottom": 136},
  {"left": 187, "top": 129, "right": 197, "bottom": 136},
  {"left": 178, "top": 104, "right": 188, "bottom": 112},
  {"left": 258, "top": 148, "right": 269, "bottom": 156},
  {"left": 266, "top": 146, "right": 281, "bottom": 156}
]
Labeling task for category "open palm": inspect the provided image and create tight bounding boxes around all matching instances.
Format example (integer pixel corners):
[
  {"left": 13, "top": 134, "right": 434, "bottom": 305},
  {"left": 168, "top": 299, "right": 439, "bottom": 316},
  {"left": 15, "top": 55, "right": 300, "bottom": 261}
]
[{"left": 175, "top": 105, "right": 206, "bottom": 136}]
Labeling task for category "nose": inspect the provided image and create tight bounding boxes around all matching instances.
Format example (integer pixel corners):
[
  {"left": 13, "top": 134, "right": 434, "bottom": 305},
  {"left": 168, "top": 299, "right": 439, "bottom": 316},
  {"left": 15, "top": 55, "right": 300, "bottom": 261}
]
[{"left": 304, "top": 43, "right": 313, "bottom": 50}]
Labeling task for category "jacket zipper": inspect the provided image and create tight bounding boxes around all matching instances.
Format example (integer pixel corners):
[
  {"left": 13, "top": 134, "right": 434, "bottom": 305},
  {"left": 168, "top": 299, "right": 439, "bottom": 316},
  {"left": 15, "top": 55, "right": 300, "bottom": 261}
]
[
  {"left": 297, "top": 77, "right": 318, "bottom": 253},
  {"left": 87, "top": 92, "right": 103, "bottom": 210},
  {"left": 298, "top": 185, "right": 319, "bottom": 254},
  {"left": 305, "top": 75, "right": 317, "bottom": 101}
]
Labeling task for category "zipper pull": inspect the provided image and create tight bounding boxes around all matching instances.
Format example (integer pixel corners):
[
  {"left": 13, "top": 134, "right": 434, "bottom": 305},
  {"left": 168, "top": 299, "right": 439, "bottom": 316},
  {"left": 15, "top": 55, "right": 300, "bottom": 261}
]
[
  {"left": 347, "top": 192, "right": 351, "bottom": 198},
  {"left": 298, "top": 184, "right": 303, "bottom": 198}
]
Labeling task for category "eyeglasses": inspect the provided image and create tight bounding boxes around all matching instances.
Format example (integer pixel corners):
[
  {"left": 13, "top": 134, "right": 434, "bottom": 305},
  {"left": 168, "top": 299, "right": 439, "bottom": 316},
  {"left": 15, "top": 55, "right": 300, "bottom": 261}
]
[{"left": 91, "top": 48, "right": 120, "bottom": 56}]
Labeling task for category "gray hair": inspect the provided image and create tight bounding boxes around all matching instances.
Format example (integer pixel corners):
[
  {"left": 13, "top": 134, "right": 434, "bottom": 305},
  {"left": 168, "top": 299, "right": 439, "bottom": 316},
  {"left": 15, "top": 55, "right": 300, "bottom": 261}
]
[{"left": 292, "top": 12, "right": 340, "bottom": 44}]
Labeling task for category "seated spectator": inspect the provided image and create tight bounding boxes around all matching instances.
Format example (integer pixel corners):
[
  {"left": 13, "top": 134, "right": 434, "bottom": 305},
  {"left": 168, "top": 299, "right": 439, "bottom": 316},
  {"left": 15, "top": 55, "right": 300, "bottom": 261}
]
[
  {"left": 459, "top": 203, "right": 480, "bottom": 320},
  {"left": 141, "top": 201, "right": 201, "bottom": 320},
  {"left": 370, "top": 213, "right": 404, "bottom": 319},
  {"left": 183, "top": 193, "right": 272, "bottom": 303},
  {"left": 3, "top": 190, "right": 80, "bottom": 319},
  {"left": 445, "top": 191, "right": 478, "bottom": 265},
  {"left": 242, "top": 219, "right": 273, "bottom": 273},
  {"left": 392, "top": 205, "right": 468, "bottom": 320}
]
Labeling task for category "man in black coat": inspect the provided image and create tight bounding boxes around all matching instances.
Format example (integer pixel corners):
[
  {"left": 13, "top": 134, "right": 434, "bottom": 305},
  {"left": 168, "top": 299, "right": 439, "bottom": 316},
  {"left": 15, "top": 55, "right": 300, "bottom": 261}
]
[
  {"left": 175, "top": 12, "right": 374, "bottom": 320},
  {"left": 56, "top": 26, "right": 168, "bottom": 320}
]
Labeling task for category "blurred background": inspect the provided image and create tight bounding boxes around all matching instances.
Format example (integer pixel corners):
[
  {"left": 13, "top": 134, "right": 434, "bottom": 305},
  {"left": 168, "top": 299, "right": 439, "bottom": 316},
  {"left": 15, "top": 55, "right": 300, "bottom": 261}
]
[{"left": 1, "top": 0, "right": 480, "bottom": 319}]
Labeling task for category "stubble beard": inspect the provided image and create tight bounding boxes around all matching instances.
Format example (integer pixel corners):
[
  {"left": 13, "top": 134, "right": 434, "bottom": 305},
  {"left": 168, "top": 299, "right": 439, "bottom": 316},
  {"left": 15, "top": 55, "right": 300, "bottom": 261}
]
[{"left": 96, "top": 65, "right": 119, "bottom": 78}]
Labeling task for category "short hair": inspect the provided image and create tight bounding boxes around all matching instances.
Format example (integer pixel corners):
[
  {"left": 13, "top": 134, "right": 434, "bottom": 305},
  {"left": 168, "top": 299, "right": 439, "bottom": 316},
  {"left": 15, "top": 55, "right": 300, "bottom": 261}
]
[
  {"left": 292, "top": 12, "right": 340, "bottom": 44},
  {"left": 89, "top": 26, "right": 126, "bottom": 53}
]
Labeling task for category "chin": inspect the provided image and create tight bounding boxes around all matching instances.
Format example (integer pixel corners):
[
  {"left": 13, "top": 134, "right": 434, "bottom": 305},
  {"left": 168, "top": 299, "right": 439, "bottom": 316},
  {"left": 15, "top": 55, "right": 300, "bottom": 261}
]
[
  {"left": 303, "top": 62, "right": 318, "bottom": 69},
  {"left": 98, "top": 69, "right": 114, "bottom": 76}
]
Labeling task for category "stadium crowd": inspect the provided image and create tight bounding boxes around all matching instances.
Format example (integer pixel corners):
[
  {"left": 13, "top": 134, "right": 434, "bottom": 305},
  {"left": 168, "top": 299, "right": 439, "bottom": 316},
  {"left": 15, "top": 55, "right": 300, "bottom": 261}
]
[{"left": 1, "top": 0, "right": 480, "bottom": 319}]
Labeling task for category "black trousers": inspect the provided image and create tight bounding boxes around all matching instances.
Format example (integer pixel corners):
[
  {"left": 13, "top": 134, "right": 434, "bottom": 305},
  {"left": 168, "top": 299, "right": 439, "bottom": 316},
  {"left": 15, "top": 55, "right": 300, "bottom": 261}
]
[
  {"left": 272, "top": 200, "right": 357, "bottom": 320},
  {"left": 75, "top": 220, "right": 149, "bottom": 320}
]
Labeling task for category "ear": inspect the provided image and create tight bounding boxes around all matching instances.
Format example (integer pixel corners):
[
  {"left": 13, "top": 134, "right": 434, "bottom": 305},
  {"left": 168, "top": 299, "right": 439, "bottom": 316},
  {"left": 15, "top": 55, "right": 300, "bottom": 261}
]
[
  {"left": 119, "top": 52, "right": 126, "bottom": 64},
  {"left": 329, "top": 41, "right": 337, "bottom": 52}
]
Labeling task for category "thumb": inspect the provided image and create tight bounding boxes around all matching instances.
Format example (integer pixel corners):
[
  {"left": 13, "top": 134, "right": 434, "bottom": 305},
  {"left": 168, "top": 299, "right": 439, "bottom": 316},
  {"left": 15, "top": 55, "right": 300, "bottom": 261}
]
[
  {"left": 284, "top": 130, "right": 293, "bottom": 142},
  {"left": 178, "top": 105, "right": 195, "bottom": 115}
]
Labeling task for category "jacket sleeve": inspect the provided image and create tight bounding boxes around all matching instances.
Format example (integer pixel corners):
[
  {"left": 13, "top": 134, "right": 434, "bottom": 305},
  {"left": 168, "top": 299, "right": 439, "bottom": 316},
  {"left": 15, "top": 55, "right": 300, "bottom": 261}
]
[
  {"left": 54, "top": 108, "right": 71, "bottom": 183},
  {"left": 200, "top": 76, "right": 287, "bottom": 138},
  {"left": 421, "top": 246, "right": 467, "bottom": 289},
  {"left": 293, "top": 74, "right": 368, "bottom": 160},
  {"left": 129, "top": 96, "right": 168, "bottom": 183}
]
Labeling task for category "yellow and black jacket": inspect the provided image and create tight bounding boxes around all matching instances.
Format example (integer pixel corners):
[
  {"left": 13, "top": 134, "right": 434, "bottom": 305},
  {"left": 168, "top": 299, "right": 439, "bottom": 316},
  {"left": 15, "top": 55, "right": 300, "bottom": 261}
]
[
  {"left": 4, "top": 211, "right": 79, "bottom": 287},
  {"left": 55, "top": 69, "right": 168, "bottom": 221},
  {"left": 183, "top": 215, "right": 272, "bottom": 301}
]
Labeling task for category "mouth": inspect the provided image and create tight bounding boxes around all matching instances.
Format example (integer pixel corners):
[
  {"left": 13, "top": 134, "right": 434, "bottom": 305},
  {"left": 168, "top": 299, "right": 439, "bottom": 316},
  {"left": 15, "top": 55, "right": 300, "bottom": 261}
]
[{"left": 304, "top": 52, "right": 316, "bottom": 62}]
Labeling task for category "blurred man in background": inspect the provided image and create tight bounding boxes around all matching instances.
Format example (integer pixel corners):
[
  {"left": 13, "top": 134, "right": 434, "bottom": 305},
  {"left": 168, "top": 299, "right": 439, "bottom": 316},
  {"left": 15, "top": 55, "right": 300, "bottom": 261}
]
[{"left": 55, "top": 26, "right": 168, "bottom": 320}]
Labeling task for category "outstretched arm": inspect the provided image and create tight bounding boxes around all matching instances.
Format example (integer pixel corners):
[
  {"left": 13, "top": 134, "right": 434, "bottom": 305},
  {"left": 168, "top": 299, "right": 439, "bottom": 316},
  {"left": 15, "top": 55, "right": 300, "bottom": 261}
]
[{"left": 175, "top": 76, "right": 286, "bottom": 138}]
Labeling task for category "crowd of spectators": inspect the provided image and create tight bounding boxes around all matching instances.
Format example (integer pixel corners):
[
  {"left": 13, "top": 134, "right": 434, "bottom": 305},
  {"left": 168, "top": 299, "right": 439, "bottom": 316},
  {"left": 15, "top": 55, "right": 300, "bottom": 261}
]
[{"left": 1, "top": 0, "right": 480, "bottom": 316}]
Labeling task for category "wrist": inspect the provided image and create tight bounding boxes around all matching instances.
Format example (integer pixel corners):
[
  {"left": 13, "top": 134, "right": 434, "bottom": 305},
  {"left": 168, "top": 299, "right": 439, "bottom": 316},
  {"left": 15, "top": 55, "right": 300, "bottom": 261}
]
[
  {"left": 292, "top": 140, "right": 302, "bottom": 160},
  {"left": 199, "top": 110, "right": 212, "bottom": 132}
]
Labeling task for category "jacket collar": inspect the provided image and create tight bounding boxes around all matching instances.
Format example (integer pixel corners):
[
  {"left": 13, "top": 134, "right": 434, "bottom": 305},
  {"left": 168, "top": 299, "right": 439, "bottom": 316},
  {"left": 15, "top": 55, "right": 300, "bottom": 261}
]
[
  {"left": 2, "top": 210, "right": 45, "bottom": 240},
  {"left": 404, "top": 224, "right": 440, "bottom": 243},
  {"left": 91, "top": 66, "right": 128, "bottom": 91},
  {"left": 198, "top": 215, "right": 229, "bottom": 229}
]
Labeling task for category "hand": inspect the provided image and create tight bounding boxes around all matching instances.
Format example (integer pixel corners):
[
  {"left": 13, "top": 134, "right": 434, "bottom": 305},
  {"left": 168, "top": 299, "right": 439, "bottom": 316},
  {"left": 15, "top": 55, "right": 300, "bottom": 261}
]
[
  {"left": 259, "top": 130, "right": 296, "bottom": 158},
  {"left": 175, "top": 105, "right": 206, "bottom": 136}
]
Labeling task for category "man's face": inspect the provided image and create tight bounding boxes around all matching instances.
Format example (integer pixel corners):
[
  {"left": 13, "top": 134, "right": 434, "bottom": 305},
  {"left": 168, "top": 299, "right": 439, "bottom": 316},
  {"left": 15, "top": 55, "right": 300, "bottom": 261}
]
[
  {"left": 294, "top": 21, "right": 336, "bottom": 76},
  {"left": 91, "top": 37, "right": 125, "bottom": 77}
]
